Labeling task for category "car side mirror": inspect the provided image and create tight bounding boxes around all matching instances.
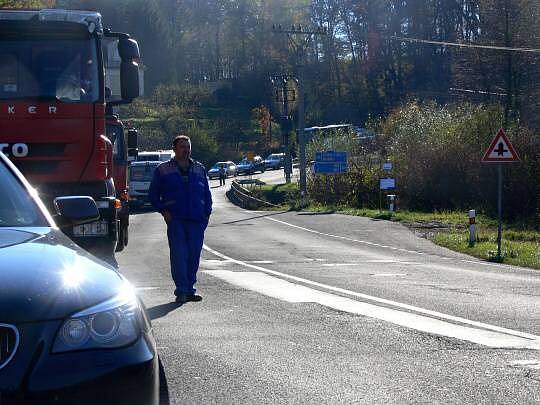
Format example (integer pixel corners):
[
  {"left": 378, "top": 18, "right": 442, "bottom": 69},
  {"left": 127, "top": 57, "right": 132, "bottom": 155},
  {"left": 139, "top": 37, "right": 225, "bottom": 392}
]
[{"left": 54, "top": 196, "right": 100, "bottom": 225}]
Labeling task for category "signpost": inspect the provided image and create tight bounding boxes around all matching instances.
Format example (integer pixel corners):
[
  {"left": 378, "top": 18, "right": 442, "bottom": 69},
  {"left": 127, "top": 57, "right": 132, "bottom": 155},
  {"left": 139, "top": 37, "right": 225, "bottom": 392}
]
[
  {"left": 379, "top": 159, "right": 395, "bottom": 212},
  {"left": 481, "top": 128, "right": 520, "bottom": 260}
]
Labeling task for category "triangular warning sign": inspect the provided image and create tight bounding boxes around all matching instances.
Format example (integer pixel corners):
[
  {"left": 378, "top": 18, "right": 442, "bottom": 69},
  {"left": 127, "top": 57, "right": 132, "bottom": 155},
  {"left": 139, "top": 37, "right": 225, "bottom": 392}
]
[{"left": 481, "top": 128, "right": 520, "bottom": 162}]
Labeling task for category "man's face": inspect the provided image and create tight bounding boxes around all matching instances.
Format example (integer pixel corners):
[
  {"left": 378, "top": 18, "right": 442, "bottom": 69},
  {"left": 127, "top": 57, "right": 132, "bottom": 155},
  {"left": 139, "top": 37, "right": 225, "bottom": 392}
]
[{"left": 173, "top": 139, "right": 191, "bottom": 161}]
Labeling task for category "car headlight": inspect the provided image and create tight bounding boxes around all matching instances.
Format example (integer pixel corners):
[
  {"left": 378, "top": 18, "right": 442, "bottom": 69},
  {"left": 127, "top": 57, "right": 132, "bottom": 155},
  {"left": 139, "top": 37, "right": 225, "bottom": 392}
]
[{"left": 53, "top": 283, "right": 141, "bottom": 353}]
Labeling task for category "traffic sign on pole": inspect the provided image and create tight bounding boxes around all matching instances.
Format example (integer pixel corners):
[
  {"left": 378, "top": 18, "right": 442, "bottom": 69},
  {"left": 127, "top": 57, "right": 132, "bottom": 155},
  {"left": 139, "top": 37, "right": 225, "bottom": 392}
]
[
  {"left": 481, "top": 128, "right": 520, "bottom": 163},
  {"left": 481, "top": 128, "right": 521, "bottom": 262}
]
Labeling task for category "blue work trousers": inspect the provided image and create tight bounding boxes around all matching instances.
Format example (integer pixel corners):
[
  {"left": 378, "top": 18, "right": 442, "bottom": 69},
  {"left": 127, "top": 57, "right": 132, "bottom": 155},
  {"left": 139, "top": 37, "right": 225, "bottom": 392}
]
[{"left": 166, "top": 219, "right": 207, "bottom": 296}]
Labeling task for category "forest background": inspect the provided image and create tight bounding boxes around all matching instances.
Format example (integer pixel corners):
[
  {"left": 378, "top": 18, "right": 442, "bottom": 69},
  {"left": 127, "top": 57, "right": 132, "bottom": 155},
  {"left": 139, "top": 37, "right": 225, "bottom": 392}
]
[{"left": 3, "top": 0, "right": 539, "bottom": 225}]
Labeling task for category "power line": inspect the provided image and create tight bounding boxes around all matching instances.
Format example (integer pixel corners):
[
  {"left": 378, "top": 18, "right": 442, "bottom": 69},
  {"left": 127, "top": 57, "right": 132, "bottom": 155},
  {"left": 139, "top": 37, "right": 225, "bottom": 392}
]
[{"left": 390, "top": 36, "right": 540, "bottom": 54}]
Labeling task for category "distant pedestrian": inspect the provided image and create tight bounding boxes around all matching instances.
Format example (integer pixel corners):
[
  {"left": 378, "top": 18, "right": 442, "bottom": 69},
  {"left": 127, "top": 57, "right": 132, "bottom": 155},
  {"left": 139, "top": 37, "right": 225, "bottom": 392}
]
[
  {"left": 149, "top": 135, "right": 212, "bottom": 303},
  {"left": 219, "top": 165, "right": 227, "bottom": 186}
]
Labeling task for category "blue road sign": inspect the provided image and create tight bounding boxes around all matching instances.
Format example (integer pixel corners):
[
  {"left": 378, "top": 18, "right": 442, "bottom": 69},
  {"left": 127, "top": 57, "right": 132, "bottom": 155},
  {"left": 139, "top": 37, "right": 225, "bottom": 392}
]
[
  {"left": 380, "top": 178, "right": 395, "bottom": 190},
  {"left": 314, "top": 151, "right": 348, "bottom": 174}
]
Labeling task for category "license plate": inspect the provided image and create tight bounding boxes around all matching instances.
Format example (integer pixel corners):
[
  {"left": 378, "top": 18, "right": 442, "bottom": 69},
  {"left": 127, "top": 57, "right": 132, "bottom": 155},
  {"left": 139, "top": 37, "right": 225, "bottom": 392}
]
[{"left": 73, "top": 220, "right": 108, "bottom": 237}]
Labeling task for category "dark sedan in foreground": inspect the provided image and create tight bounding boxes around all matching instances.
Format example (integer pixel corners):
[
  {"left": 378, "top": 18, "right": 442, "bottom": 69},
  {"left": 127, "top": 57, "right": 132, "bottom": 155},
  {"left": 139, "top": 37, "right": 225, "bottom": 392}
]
[{"left": 0, "top": 153, "right": 159, "bottom": 404}]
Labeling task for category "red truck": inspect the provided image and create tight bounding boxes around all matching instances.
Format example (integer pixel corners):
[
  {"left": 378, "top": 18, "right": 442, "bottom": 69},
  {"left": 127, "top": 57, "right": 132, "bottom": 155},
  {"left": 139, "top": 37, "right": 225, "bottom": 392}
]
[{"left": 0, "top": 9, "right": 140, "bottom": 264}]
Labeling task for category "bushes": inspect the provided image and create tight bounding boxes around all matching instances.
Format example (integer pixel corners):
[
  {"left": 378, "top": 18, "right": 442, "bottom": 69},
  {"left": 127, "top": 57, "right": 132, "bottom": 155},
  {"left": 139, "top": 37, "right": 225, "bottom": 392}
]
[
  {"left": 377, "top": 101, "right": 539, "bottom": 225},
  {"left": 302, "top": 101, "right": 539, "bottom": 227}
]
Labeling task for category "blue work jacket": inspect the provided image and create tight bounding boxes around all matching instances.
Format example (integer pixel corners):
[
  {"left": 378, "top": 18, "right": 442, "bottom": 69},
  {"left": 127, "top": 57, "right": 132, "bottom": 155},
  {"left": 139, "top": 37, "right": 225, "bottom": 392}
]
[{"left": 149, "top": 158, "right": 212, "bottom": 222}]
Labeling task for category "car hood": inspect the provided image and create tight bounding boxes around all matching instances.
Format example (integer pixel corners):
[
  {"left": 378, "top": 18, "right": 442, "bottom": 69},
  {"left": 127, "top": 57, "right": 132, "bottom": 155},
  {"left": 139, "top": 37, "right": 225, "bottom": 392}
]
[
  {"left": 0, "top": 228, "right": 125, "bottom": 323},
  {"left": 208, "top": 168, "right": 220, "bottom": 173}
]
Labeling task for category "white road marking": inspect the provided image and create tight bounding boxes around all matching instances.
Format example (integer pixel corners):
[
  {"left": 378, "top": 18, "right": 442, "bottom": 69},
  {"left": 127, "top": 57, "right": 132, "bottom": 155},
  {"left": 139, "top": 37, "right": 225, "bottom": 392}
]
[
  {"left": 248, "top": 260, "right": 274, "bottom": 264},
  {"left": 322, "top": 263, "right": 360, "bottom": 267},
  {"left": 202, "top": 244, "right": 540, "bottom": 350},
  {"left": 202, "top": 259, "right": 231, "bottom": 265},
  {"left": 509, "top": 360, "right": 540, "bottom": 370},
  {"left": 366, "top": 259, "right": 401, "bottom": 263},
  {"left": 371, "top": 273, "right": 408, "bottom": 277},
  {"left": 135, "top": 286, "right": 161, "bottom": 291},
  {"left": 205, "top": 269, "right": 540, "bottom": 350}
]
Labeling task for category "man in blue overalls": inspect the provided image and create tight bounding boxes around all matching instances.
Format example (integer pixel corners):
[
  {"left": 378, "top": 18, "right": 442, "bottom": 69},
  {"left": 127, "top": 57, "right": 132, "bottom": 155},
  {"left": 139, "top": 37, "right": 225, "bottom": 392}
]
[{"left": 149, "top": 135, "right": 212, "bottom": 303}]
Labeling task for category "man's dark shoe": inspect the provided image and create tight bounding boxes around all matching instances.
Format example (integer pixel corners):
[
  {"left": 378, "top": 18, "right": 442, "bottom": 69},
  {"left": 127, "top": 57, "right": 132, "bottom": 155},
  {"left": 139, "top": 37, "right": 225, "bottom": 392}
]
[{"left": 175, "top": 294, "right": 202, "bottom": 303}]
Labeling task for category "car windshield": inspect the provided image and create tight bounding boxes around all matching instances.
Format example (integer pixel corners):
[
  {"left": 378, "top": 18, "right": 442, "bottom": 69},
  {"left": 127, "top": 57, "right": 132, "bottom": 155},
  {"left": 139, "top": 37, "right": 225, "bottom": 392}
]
[
  {"left": 0, "top": 37, "right": 100, "bottom": 102},
  {"left": 130, "top": 165, "right": 157, "bottom": 181},
  {"left": 0, "top": 161, "right": 48, "bottom": 227}
]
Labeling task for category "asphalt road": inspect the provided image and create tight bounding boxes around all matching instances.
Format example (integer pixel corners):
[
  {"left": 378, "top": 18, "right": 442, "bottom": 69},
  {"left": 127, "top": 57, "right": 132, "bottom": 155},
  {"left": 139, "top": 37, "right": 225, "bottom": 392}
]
[{"left": 118, "top": 173, "right": 540, "bottom": 404}]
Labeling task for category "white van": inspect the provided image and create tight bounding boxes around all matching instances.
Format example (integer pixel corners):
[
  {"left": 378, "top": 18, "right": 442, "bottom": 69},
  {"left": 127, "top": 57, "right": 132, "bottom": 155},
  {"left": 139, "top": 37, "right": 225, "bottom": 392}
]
[
  {"left": 128, "top": 160, "right": 162, "bottom": 208},
  {"left": 137, "top": 150, "right": 173, "bottom": 162}
]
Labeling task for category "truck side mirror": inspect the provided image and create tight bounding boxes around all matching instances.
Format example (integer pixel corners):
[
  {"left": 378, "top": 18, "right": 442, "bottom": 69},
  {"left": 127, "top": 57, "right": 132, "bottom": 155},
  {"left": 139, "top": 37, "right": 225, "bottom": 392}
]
[
  {"left": 118, "top": 38, "right": 140, "bottom": 60},
  {"left": 127, "top": 129, "right": 138, "bottom": 149},
  {"left": 120, "top": 60, "right": 140, "bottom": 101},
  {"left": 127, "top": 129, "right": 138, "bottom": 159}
]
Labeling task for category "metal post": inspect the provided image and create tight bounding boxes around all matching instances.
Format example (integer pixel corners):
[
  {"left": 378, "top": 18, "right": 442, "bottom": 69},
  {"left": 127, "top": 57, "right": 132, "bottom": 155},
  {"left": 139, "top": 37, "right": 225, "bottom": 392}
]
[
  {"left": 282, "top": 79, "right": 291, "bottom": 184},
  {"left": 297, "top": 60, "right": 306, "bottom": 203},
  {"left": 497, "top": 163, "right": 503, "bottom": 259},
  {"left": 468, "top": 209, "right": 476, "bottom": 246}
]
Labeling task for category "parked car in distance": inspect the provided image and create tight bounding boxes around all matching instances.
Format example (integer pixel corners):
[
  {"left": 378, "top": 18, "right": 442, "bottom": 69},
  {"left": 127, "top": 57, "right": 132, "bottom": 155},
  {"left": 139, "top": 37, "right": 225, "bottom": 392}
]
[
  {"left": 264, "top": 153, "right": 285, "bottom": 170},
  {"left": 208, "top": 161, "right": 237, "bottom": 179},
  {"left": 137, "top": 150, "right": 173, "bottom": 162},
  {"left": 0, "top": 152, "right": 159, "bottom": 404},
  {"left": 236, "top": 156, "right": 265, "bottom": 175},
  {"left": 128, "top": 160, "right": 162, "bottom": 208}
]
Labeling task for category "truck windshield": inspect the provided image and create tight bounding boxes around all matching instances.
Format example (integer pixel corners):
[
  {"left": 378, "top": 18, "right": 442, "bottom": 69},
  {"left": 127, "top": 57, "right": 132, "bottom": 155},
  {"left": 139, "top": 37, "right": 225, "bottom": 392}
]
[{"left": 0, "top": 38, "right": 99, "bottom": 102}]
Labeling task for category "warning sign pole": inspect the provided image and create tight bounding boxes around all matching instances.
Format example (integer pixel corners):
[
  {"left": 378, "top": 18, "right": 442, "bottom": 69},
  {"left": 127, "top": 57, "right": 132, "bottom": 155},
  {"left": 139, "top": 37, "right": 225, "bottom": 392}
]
[
  {"left": 481, "top": 128, "right": 520, "bottom": 261},
  {"left": 496, "top": 163, "right": 503, "bottom": 259}
]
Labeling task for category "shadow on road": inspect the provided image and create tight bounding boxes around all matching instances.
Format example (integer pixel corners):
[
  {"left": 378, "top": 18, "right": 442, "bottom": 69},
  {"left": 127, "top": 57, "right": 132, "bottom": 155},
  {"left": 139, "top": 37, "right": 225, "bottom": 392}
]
[
  {"left": 159, "top": 357, "right": 170, "bottom": 405},
  {"left": 147, "top": 302, "right": 180, "bottom": 320},
  {"left": 297, "top": 210, "right": 335, "bottom": 215},
  {"left": 129, "top": 207, "right": 158, "bottom": 215}
]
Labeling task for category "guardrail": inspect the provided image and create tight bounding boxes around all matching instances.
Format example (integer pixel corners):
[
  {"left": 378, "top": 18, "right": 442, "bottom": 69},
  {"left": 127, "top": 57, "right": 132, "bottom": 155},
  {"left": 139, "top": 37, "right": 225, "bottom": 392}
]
[{"left": 226, "top": 180, "right": 279, "bottom": 210}]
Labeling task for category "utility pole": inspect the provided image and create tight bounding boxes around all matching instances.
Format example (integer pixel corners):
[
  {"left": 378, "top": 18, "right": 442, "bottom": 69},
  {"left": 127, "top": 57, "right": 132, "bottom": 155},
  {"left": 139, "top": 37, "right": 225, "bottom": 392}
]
[
  {"left": 271, "top": 24, "right": 327, "bottom": 195},
  {"left": 270, "top": 74, "right": 295, "bottom": 183}
]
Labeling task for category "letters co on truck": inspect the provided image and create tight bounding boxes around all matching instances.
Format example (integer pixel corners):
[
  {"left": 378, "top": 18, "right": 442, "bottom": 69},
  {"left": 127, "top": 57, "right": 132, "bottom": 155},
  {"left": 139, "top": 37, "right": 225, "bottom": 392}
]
[{"left": 0, "top": 9, "right": 141, "bottom": 262}]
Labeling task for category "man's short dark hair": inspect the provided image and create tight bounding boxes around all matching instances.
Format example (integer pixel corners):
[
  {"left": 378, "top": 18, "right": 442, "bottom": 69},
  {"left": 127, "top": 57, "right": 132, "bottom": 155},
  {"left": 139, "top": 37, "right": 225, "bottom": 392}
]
[{"left": 173, "top": 135, "right": 191, "bottom": 148}]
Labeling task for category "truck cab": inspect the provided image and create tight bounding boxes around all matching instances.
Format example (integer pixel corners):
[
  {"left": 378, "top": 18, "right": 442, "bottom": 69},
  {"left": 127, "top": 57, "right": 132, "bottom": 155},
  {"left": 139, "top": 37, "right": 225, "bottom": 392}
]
[{"left": 0, "top": 9, "right": 140, "bottom": 264}]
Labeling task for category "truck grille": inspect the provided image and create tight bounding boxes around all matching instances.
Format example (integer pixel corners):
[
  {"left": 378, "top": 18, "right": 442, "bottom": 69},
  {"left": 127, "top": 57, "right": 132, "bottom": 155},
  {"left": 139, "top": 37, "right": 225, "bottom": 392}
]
[
  {"left": 0, "top": 324, "right": 19, "bottom": 370},
  {"left": 14, "top": 160, "right": 59, "bottom": 174}
]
